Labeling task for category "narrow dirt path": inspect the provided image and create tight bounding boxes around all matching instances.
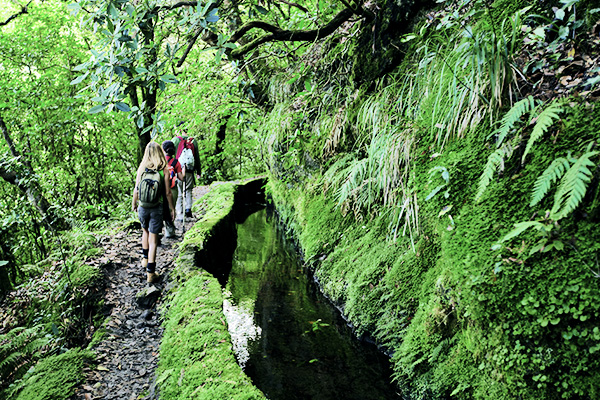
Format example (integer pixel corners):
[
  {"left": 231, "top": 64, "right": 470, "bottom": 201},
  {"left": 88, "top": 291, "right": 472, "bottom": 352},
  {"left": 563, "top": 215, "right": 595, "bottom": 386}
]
[{"left": 73, "top": 185, "right": 209, "bottom": 400}]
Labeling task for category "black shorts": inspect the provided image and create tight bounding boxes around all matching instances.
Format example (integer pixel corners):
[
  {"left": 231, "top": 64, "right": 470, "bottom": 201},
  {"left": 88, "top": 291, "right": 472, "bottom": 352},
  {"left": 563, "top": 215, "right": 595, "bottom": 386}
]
[{"left": 138, "top": 204, "right": 163, "bottom": 234}]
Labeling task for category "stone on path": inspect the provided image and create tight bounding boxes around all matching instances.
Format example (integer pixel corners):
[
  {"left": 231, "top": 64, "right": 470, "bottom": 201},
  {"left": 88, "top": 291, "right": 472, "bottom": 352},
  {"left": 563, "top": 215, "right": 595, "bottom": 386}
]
[{"left": 136, "top": 285, "right": 161, "bottom": 309}]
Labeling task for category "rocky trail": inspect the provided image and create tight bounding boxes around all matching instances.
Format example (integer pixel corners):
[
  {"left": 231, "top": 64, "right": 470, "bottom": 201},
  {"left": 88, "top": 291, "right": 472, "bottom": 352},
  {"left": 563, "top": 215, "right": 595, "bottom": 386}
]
[{"left": 73, "top": 185, "right": 209, "bottom": 400}]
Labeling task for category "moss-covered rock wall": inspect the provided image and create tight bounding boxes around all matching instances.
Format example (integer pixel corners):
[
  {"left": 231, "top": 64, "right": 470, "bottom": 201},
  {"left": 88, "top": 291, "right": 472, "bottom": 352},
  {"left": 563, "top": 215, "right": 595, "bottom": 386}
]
[{"left": 267, "top": 101, "right": 600, "bottom": 399}]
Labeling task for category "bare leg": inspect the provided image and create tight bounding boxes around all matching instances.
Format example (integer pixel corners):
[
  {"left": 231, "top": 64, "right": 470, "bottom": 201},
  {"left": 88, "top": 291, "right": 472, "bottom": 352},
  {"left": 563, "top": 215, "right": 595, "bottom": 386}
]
[
  {"left": 148, "top": 232, "right": 158, "bottom": 263},
  {"left": 141, "top": 228, "right": 149, "bottom": 269}
]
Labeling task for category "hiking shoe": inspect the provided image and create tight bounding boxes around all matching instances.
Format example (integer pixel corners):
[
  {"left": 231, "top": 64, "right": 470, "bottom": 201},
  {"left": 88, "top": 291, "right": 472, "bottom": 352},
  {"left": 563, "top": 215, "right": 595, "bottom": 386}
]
[{"left": 147, "top": 273, "right": 162, "bottom": 284}]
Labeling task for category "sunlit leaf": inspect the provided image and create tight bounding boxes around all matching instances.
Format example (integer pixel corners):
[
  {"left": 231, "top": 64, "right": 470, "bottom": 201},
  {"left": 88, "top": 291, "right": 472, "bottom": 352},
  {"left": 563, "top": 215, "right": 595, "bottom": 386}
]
[
  {"left": 88, "top": 104, "right": 107, "bottom": 114},
  {"left": 159, "top": 74, "right": 178, "bottom": 84},
  {"left": 206, "top": 8, "right": 220, "bottom": 23},
  {"left": 70, "top": 72, "right": 88, "bottom": 85},
  {"left": 255, "top": 5, "right": 268, "bottom": 15},
  {"left": 115, "top": 102, "right": 131, "bottom": 112}
]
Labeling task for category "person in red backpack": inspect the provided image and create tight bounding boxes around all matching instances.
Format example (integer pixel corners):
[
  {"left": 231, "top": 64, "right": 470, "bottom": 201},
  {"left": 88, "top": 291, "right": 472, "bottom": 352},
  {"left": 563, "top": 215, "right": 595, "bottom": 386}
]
[
  {"left": 162, "top": 140, "right": 185, "bottom": 238},
  {"left": 172, "top": 130, "right": 201, "bottom": 220}
]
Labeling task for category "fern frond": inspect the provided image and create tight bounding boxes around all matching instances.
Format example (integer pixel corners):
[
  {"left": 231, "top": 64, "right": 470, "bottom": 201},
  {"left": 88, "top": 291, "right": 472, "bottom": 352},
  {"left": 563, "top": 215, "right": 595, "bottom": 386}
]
[
  {"left": 0, "top": 351, "right": 23, "bottom": 371},
  {"left": 493, "top": 95, "right": 536, "bottom": 147},
  {"left": 475, "top": 142, "right": 514, "bottom": 202},
  {"left": 500, "top": 221, "right": 545, "bottom": 242},
  {"left": 551, "top": 151, "right": 599, "bottom": 220},
  {"left": 0, "top": 325, "right": 45, "bottom": 384},
  {"left": 23, "top": 337, "right": 50, "bottom": 356},
  {"left": 530, "top": 157, "right": 571, "bottom": 207},
  {"left": 522, "top": 100, "right": 564, "bottom": 163}
]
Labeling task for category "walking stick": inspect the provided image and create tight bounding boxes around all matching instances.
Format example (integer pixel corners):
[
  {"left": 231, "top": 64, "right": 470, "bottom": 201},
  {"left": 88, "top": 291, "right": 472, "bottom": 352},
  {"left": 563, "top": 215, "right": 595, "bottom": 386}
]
[{"left": 182, "top": 172, "right": 187, "bottom": 234}]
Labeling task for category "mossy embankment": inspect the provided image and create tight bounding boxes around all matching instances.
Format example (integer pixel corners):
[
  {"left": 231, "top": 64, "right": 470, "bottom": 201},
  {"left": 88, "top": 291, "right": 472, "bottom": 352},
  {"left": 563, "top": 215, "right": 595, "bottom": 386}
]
[
  {"left": 156, "top": 179, "right": 266, "bottom": 399},
  {"left": 266, "top": 102, "right": 600, "bottom": 399}
]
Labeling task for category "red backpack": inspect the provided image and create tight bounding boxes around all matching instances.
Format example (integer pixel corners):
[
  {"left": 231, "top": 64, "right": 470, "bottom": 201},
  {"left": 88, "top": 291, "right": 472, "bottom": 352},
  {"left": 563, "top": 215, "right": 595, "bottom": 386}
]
[
  {"left": 167, "top": 157, "right": 179, "bottom": 188},
  {"left": 176, "top": 136, "right": 195, "bottom": 170}
]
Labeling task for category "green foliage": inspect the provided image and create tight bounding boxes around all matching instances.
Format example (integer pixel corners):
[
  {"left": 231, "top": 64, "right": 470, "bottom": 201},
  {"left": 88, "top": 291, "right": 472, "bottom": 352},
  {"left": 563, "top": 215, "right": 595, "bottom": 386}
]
[
  {"left": 0, "top": 326, "right": 50, "bottom": 393},
  {"left": 477, "top": 99, "right": 567, "bottom": 202},
  {"left": 551, "top": 151, "right": 598, "bottom": 219},
  {"left": 522, "top": 100, "right": 565, "bottom": 162},
  {"left": 475, "top": 141, "right": 515, "bottom": 201},
  {"left": 425, "top": 166, "right": 450, "bottom": 201},
  {"left": 492, "top": 95, "right": 536, "bottom": 146},
  {"left": 530, "top": 156, "right": 571, "bottom": 206},
  {"left": 7, "top": 349, "right": 94, "bottom": 400},
  {"left": 528, "top": 150, "right": 599, "bottom": 220}
]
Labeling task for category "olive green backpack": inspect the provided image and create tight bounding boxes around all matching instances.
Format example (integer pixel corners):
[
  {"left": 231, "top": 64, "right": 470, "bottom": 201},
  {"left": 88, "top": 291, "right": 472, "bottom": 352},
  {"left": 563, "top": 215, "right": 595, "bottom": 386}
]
[{"left": 138, "top": 168, "right": 163, "bottom": 208}]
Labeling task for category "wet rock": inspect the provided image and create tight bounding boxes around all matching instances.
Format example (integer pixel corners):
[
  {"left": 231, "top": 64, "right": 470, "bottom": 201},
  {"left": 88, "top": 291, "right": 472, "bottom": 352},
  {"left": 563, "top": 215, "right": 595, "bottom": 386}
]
[
  {"left": 140, "top": 310, "right": 154, "bottom": 320},
  {"left": 135, "top": 285, "right": 161, "bottom": 309}
]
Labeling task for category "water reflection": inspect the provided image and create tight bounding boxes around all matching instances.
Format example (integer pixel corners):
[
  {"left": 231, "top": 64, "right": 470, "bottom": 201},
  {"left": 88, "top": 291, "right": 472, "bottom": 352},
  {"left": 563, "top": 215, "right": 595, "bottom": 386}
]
[{"left": 223, "top": 296, "right": 262, "bottom": 369}]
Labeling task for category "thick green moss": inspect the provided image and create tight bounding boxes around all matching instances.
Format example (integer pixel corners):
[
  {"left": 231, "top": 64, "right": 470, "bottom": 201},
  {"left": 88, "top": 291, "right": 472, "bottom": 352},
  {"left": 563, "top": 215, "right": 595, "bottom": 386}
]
[
  {"left": 71, "top": 263, "right": 102, "bottom": 288},
  {"left": 173, "top": 182, "right": 236, "bottom": 281},
  {"left": 158, "top": 273, "right": 264, "bottom": 399},
  {"left": 12, "top": 349, "right": 94, "bottom": 400}
]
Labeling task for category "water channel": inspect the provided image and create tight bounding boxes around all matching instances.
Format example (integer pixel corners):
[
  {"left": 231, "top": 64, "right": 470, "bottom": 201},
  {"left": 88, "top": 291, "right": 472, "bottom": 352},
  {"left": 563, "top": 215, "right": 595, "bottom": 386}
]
[{"left": 222, "top": 207, "right": 400, "bottom": 400}]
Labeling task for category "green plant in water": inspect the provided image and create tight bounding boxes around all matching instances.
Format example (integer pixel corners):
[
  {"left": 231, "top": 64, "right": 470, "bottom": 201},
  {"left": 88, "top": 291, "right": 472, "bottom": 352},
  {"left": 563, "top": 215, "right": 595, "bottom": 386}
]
[{"left": 305, "top": 319, "right": 330, "bottom": 334}]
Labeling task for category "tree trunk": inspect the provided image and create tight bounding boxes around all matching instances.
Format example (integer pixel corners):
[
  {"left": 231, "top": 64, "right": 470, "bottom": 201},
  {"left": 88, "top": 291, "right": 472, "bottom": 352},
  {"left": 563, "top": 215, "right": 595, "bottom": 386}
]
[
  {"left": 214, "top": 115, "right": 231, "bottom": 177},
  {"left": 133, "top": 12, "right": 159, "bottom": 163}
]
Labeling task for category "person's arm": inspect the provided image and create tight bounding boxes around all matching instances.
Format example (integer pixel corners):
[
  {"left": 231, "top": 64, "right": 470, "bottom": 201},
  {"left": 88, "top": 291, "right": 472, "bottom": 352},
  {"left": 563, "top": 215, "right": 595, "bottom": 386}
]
[
  {"left": 164, "top": 167, "right": 175, "bottom": 220},
  {"left": 132, "top": 171, "right": 141, "bottom": 212}
]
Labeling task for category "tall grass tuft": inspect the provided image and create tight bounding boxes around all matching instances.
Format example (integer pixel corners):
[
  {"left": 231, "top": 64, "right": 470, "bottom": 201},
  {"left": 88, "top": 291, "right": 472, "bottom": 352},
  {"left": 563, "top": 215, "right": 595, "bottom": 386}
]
[{"left": 322, "top": 5, "right": 527, "bottom": 247}]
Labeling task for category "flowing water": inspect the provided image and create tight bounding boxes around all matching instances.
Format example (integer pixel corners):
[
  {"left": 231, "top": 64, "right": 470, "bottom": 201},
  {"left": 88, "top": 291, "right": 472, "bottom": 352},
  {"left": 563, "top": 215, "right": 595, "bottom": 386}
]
[{"left": 223, "top": 208, "right": 400, "bottom": 400}]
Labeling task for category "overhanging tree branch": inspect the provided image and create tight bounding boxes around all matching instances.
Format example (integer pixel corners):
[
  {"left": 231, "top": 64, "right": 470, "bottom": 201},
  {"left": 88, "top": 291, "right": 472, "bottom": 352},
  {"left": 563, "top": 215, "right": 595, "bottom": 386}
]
[
  {"left": 230, "top": 8, "right": 355, "bottom": 59},
  {"left": 151, "top": 0, "right": 222, "bottom": 13},
  {"left": 0, "top": 1, "right": 32, "bottom": 27},
  {"left": 229, "top": 21, "right": 282, "bottom": 43},
  {"left": 177, "top": 28, "right": 204, "bottom": 68},
  {"left": 277, "top": 0, "right": 309, "bottom": 13}
]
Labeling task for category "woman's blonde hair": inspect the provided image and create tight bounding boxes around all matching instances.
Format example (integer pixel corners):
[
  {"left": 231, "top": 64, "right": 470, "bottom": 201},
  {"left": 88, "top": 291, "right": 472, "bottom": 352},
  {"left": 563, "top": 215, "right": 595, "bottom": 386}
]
[{"left": 138, "top": 142, "right": 167, "bottom": 174}]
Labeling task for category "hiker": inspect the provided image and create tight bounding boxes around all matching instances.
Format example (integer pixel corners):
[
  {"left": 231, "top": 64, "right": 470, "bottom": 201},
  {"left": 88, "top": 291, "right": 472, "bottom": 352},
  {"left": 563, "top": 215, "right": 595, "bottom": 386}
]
[
  {"left": 132, "top": 142, "right": 175, "bottom": 283},
  {"left": 162, "top": 140, "right": 185, "bottom": 238},
  {"left": 171, "top": 130, "right": 201, "bottom": 220}
]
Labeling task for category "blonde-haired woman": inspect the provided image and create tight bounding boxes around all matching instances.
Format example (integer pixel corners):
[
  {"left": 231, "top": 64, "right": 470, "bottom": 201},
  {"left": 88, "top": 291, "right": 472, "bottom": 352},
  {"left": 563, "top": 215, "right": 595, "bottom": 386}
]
[{"left": 132, "top": 142, "right": 175, "bottom": 283}]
